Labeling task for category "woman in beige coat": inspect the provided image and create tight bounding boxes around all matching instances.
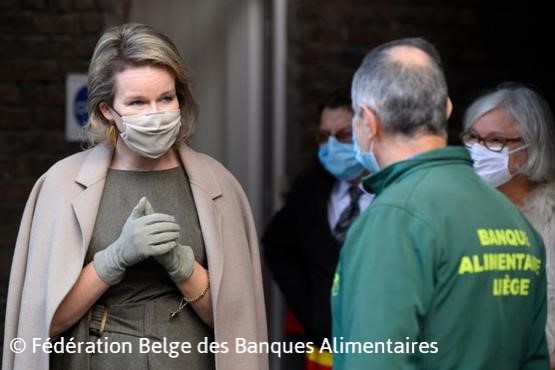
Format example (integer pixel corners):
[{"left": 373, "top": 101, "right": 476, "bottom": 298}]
[{"left": 3, "top": 23, "right": 267, "bottom": 370}]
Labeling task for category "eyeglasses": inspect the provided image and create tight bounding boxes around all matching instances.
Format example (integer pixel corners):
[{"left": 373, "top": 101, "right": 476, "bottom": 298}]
[
  {"left": 460, "top": 131, "right": 523, "bottom": 153},
  {"left": 315, "top": 127, "right": 353, "bottom": 144}
]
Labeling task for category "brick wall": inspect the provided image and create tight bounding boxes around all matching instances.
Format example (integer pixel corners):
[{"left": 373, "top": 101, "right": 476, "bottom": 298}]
[
  {"left": 286, "top": 0, "right": 554, "bottom": 174},
  {"left": 0, "top": 0, "right": 128, "bottom": 357}
]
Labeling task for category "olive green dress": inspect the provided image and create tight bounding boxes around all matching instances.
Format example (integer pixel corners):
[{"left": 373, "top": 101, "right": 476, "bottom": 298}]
[{"left": 51, "top": 167, "right": 215, "bottom": 370}]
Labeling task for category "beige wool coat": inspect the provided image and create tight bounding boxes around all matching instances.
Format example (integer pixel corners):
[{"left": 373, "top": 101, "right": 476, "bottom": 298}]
[
  {"left": 2, "top": 144, "right": 268, "bottom": 370},
  {"left": 521, "top": 182, "right": 555, "bottom": 355}
]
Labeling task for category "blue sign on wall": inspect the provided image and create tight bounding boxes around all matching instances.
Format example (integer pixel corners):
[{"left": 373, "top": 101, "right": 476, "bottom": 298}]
[
  {"left": 66, "top": 73, "right": 89, "bottom": 142},
  {"left": 73, "top": 85, "right": 88, "bottom": 127}
]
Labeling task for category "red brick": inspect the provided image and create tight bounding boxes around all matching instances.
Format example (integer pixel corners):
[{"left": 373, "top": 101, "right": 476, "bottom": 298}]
[
  {"left": 98, "top": 0, "right": 129, "bottom": 16},
  {"left": 0, "top": 107, "right": 32, "bottom": 129},
  {"left": 0, "top": 0, "right": 18, "bottom": 9},
  {"left": 74, "top": 0, "right": 97, "bottom": 11},
  {"left": 0, "top": 12, "right": 35, "bottom": 35},
  {"left": 0, "top": 61, "right": 14, "bottom": 83},
  {"left": 0, "top": 84, "right": 20, "bottom": 104},
  {"left": 0, "top": 132, "right": 38, "bottom": 154},
  {"left": 22, "top": 0, "right": 48, "bottom": 10},
  {"left": 0, "top": 35, "right": 17, "bottom": 55},
  {"left": 53, "top": 0, "right": 72, "bottom": 12},
  {"left": 74, "top": 36, "right": 99, "bottom": 58},
  {"left": 0, "top": 248, "right": 15, "bottom": 277},
  {"left": 20, "top": 35, "right": 55, "bottom": 58},
  {"left": 0, "top": 182, "right": 34, "bottom": 202},
  {"left": 57, "top": 14, "right": 81, "bottom": 35},
  {"left": 34, "top": 105, "right": 65, "bottom": 129},
  {"left": 80, "top": 14, "right": 104, "bottom": 34},
  {"left": 13, "top": 59, "right": 61, "bottom": 82}
]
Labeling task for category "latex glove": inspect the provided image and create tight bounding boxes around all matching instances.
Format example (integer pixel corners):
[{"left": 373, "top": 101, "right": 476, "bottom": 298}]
[
  {"left": 93, "top": 196, "right": 181, "bottom": 285},
  {"left": 144, "top": 199, "right": 196, "bottom": 283}
]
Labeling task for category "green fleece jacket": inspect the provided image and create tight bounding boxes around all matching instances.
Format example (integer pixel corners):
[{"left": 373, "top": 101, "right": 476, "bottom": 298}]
[{"left": 331, "top": 146, "right": 548, "bottom": 370}]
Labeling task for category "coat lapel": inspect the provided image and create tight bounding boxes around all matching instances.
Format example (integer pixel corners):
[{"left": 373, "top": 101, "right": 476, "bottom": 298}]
[
  {"left": 72, "top": 145, "right": 113, "bottom": 256},
  {"left": 177, "top": 145, "right": 224, "bottom": 311}
]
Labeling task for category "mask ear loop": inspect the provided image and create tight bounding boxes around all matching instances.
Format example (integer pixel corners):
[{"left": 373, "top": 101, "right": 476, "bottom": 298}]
[
  {"left": 507, "top": 144, "right": 529, "bottom": 176},
  {"left": 507, "top": 144, "right": 529, "bottom": 155}
]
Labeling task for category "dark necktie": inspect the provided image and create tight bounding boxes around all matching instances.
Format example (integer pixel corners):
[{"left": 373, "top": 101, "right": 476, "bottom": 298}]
[{"left": 334, "top": 185, "right": 363, "bottom": 245}]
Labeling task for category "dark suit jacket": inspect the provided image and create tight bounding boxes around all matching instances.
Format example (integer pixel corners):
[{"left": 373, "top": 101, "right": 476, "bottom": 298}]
[{"left": 263, "top": 163, "right": 339, "bottom": 345}]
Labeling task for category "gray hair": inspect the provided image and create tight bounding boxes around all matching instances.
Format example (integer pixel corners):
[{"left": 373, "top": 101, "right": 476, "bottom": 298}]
[
  {"left": 463, "top": 83, "right": 555, "bottom": 183},
  {"left": 86, "top": 23, "right": 198, "bottom": 146},
  {"left": 351, "top": 37, "right": 448, "bottom": 136}
]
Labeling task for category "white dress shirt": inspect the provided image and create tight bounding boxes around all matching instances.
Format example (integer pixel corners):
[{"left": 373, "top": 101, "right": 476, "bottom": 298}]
[{"left": 327, "top": 180, "right": 374, "bottom": 237}]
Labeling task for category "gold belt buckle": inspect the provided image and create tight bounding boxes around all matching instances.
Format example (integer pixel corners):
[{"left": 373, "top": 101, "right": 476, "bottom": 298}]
[{"left": 88, "top": 305, "right": 109, "bottom": 337}]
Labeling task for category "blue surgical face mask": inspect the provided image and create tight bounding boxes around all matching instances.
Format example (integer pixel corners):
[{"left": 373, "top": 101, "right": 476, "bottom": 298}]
[
  {"left": 318, "top": 137, "right": 364, "bottom": 180},
  {"left": 353, "top": 131, "right": 380, "bottom": 174}
]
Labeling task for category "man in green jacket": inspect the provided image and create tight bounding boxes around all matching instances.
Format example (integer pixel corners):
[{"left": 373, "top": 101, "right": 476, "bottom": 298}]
[{"left": 331, "top": 37, "right": 548, "bottom": 369}]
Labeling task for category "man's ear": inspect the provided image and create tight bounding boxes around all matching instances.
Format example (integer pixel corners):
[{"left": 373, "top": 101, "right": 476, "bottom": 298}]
[
  {"left": 360, "top": 105, "right": 380, "bottom": 139},
  {"left": 99, "top": 102, "right": 115, "bottom": 121},
  {"left": 446, "top": 97, "right": 453, "bottom": 119}
]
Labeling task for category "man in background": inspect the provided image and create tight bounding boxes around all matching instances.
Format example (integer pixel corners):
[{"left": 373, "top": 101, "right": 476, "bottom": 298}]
[{"left": 264, "top": 90, "right": 373, "bottom": 370}]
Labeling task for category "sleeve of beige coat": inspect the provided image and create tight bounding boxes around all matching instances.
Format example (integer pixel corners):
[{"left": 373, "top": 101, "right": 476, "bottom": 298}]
[
  {"left": 228, "top": 173, "right": 269, "bottom": 370},
  {"left": 2, "top": 174, "right": 46, "bottom": 370},
  {"left": 238, "top": 186, "right": 269, "bottom": 351}
]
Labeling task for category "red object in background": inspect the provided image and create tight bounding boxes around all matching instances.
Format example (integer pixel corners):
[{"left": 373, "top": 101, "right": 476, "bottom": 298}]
[
  {"left": 305, "top": 358, "right": 332, "bottom": 370},
  {"left": 284, "top": 307, "right": 305, "bottom": 335},
  {"left": 284, "top": 308, "right": 333, "bottom": 370},
  {"left": 305, "top": 345, "right": 333, "bottom": 370}
]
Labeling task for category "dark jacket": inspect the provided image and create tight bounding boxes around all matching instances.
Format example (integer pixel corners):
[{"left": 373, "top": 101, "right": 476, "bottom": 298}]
[{"left": 263, "top": 163, "right": 339, "bottom": 345}]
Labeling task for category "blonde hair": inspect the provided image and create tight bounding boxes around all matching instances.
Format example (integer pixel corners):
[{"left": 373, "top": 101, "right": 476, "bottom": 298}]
[{"left": 86, "top": 23, "right": 198, "bottom": 146}]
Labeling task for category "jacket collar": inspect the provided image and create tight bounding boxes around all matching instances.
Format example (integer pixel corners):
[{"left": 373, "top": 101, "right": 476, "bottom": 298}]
[
  {"left": 75, "top": 144, "right": 113, "bottom": 187},
  {"left": 72, "top": 144, "right": 113, "bottom": 261},
  {"left": 363, "top": 146, "right": 472, "bottom": 195},
  {"left": 176, "top": 144, "right": 224, "bottom": 309},
  {"left": 74, "top": 143, "right": 223, "bottom": 201},
  {"left": 177, "top": 144, "right": 223, "bottom": 200}
]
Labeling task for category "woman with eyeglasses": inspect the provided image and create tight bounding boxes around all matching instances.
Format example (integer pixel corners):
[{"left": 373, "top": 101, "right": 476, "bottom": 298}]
[{"left": 461, "top": 82, "right": 555, "bottom": 368}]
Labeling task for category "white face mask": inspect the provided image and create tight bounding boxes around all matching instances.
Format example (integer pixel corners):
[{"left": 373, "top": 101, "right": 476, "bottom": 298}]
[
  {"left": 112, "top": 109, "right": 181, "bottom": 159},
  {"left": 468, "top": 143, "right": 528, "bottom": 188}
]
